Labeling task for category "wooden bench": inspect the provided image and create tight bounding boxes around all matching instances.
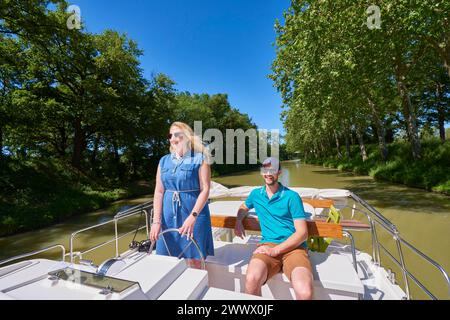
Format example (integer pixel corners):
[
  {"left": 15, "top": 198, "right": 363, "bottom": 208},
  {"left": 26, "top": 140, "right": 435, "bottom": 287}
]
[
  {"left": 301, "top": 198, "right": 334, "bottom": 208},
  {"left": 210, "top": 197, "right": 370, "bottom": 239},
  {"left": 210, "top": 215, "right": 344, "bottom": 239}
]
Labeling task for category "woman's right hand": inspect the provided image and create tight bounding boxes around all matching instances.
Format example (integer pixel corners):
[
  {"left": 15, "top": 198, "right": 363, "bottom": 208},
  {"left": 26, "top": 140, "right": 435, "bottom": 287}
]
[{"left": 150, "top": 223, "right": 161, "bottom": 242}]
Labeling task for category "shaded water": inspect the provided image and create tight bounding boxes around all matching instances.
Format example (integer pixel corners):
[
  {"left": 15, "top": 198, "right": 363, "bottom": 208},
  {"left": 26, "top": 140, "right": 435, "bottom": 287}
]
[{"left": 1, "top": 162, "right": 449, "bottom": 299}]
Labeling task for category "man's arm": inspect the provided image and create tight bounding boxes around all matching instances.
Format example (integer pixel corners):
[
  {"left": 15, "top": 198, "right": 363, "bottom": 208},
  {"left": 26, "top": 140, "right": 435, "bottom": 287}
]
[
  {"left": 269, "top": 219, "right": 308, "bottom": 257},
  {"left": 234, "top": 203, "right": 250, "bottom": 239}
]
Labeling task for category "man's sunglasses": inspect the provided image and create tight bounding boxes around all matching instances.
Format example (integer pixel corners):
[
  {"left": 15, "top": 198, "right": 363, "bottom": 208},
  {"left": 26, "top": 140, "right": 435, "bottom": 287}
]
[
  {"left": 260, "top": 168, "right": 279, "bottom": 175},
  {"left": 168, "top": 132, "right": 184, "bottom": 140}
]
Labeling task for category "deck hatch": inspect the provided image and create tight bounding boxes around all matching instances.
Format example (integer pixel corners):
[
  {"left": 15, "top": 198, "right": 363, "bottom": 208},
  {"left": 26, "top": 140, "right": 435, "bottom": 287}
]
[{"left": 48, "top": 267, "right": 138, "bottom": 294}]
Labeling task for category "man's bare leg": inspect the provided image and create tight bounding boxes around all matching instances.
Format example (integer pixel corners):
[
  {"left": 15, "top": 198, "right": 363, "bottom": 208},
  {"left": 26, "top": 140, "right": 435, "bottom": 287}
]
[
  {"left": 245, "top": 258, "right": 268, "bottom": 296},
  {"left": 290, "top": 267, "right": 313, "bottom": 300}
]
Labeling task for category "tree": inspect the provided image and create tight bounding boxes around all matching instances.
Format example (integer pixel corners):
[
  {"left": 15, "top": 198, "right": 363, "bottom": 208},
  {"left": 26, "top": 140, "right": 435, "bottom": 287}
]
[{"left": 271, "top": 0, "right": 449, "bottom": 162}]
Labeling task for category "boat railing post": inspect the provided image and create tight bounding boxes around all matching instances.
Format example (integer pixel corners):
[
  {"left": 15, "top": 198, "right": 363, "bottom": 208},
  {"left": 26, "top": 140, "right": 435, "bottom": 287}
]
[
  {"left": 343, "top": 231, "right": 358, "bottom": 273},
  {"left": 114, "top": 218, "right": 119, "bottom": 258},
  {"left": 393, "top": 230, "right": 411, "bottom": 300},
  {"left": 372, "top": 219, "right": 381, "bottom": 266},
  {"left": 145, "top": 208, "right": 151, "bottom": 239},
  {"left": 351, "top": 203, "right": 356, "bottom": 219},
  {"left": 367, "top": 216, "right": 378, "bottom": 266},
  {"left": 226, "top": 229, "right": 233, "bottom": 242},
  {"left": 373, "top": 223, "right": 381, "bottom": 266},
  {"left": 70, "top": 234, "right": 74, "bottom": 264}
]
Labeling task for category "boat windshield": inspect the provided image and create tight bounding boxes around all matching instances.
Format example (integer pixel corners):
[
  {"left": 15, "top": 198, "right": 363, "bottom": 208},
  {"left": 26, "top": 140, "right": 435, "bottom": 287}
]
[{"left": 48, "top": 267, "right": 138, "bottom": 294}]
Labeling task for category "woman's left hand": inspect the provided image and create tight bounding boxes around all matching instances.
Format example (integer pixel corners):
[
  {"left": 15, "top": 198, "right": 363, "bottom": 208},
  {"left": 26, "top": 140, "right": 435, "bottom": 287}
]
[{"left": 179, "top": 214, "right": 197, "bottom": 238}]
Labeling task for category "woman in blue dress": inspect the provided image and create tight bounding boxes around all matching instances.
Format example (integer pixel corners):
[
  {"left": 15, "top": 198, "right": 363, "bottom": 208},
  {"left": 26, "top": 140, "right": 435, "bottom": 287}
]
[{"left": 149, "top": 122, "right": 214, "bottom": 267}]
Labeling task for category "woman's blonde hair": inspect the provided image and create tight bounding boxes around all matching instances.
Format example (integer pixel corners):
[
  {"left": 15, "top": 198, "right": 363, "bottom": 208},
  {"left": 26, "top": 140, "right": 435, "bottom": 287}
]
[{"left": 170, "top": 122, "right": 211, "bottom": 163}]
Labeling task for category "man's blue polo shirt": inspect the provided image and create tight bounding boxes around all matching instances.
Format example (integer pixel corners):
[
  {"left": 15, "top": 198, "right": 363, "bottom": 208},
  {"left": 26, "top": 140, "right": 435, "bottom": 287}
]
[{"left": 245, "top": 183, "right": 307, "bottom": 248}]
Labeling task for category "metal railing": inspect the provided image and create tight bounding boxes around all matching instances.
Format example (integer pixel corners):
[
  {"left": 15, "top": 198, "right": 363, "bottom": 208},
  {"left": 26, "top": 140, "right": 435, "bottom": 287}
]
[
  {"left": 0, "top": 244, "right": 66, "bottom": 269},
  {"left": 343, "top": 192, "right": 450, "bottom": 300},
  {"left": 2, "top": 193, "right": 448, "bottom": 300},
  {"left": 69, "top": 201, "right": 153, "bottom": 263},
  {"left": 68, "top": 202, "right": 206, "bottom": 269}
]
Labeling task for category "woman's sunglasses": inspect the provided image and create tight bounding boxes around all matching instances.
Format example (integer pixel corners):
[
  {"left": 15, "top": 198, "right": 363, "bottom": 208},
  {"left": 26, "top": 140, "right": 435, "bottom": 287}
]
[{"left": 168, "top": 132, "right": 184, "bottom": 140}]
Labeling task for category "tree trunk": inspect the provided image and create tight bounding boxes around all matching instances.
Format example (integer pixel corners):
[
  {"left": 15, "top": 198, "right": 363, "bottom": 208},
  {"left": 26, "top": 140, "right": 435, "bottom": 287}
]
[
  {"left": 436, "top": 83, "right": 446, "bottom": 142},
  {"left": 356, "top": 126, "right": 368, "bottom": 162},
  {"left": 53, "top": 126, "right": 68, "bottom": 158},
  {"left": 91, "top": 133, "right": 99, "bottom": 168},
  {"left": 319, "top": 141, "right": 326, "bottom": 157},
  {"left": 394, "top": 59, "right": 421, "bottom": 160},
  {"left": 72, "top": 118, "right": 85, "bottom": 169},
  {"left": 59, "top": 126, "right": 67, "bottom": 158},
  {"left": 438, "top": 105, "right": 446, "bottom": 142},
  {"left": 0, "top": 125, "right": 3, "bottom": 161},
  {"left": 399, "top": 82, "right": 421, "bottom": 159},
  {"left": 344, "top": 126, "right": 351, "bottom": 159},
  {"left": 345, "top": 135, "right": 351, "bottom": 159},
  {"left": 368, "top": 97, "right": 388, "bottom": 161},
  {"left": 436, "top": 44, "right": 450, "bottom": 78},
  {"left": 112, "top": 141, "right": 124, "bottom": 182},
  {"left": 334, "top": 130, "right": 342, "bottom": 158}
]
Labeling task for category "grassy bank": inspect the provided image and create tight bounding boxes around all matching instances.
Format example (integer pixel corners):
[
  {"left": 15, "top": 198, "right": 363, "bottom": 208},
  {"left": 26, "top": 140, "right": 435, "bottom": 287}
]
[
  {"left": 303, "top": 139, "right": 450, "bottom": 195},
  {"left": 0, "top": 158, "right": 154, "bottom": 237}
]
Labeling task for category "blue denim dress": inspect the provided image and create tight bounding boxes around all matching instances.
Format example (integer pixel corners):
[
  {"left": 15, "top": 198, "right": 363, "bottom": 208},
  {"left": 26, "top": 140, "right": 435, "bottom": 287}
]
[{"left": 155, "top": 151, "right": 214, "bottom": 259}]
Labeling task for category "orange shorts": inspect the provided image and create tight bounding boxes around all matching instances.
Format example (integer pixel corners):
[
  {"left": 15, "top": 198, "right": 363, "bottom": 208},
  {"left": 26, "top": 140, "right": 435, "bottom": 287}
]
[{"left": 251, "top": 243, "right": 312, "bottom": 282}]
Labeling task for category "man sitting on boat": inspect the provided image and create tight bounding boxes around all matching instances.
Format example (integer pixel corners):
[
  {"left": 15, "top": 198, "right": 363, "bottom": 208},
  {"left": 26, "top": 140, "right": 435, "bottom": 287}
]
[{"left": 234, "top": 157, "right": 313, "bottom": 300}]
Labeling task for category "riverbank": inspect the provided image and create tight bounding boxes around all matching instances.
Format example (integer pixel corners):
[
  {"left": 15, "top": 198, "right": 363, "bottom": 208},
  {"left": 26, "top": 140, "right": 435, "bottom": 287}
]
[
  {"left": 302, "top": 140, "right": 450, "bottom": 196},
  {"left": 0, "top": 157, "right": 257, "bottom": 237},
  {"left": 0, "top": 158, "right": 155, "bottom": 237}
]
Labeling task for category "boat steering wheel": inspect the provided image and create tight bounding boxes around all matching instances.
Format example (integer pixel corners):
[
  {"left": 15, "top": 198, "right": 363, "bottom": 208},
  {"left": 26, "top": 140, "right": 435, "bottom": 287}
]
[{"left": 149, "top": 228, "right": 206, "bottom": 270}]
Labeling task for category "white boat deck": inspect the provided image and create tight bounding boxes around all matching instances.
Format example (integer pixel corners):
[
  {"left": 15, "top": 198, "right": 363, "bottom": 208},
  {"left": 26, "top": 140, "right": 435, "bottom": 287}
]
[{"left": 0, "top": 236, "right": 406, "bottom": 300}]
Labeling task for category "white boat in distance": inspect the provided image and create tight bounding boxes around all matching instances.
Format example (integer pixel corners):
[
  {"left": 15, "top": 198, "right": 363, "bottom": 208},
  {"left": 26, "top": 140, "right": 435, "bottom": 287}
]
[{"left": 0, "top": 182, "right": 448, "bottom": 300}]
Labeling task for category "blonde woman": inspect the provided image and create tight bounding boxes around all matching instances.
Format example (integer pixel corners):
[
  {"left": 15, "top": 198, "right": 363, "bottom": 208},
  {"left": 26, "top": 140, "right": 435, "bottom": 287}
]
[{"left": 149, "top": 122, "right": 214, "bottom": 267}]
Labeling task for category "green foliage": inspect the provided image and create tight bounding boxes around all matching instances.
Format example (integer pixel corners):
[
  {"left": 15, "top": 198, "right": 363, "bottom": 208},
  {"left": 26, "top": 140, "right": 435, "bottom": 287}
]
[
  {"left": 0, "top": 157, "right": 154, "bottom": 236},
  {"left": 0, "top": 0, "right": 258, "bottom": 235},
  {"left": 304, "top": 139, "right": 450, "bottom": 195},
  {"left": 271, "top": 0, "right": 450, "bottom": 162}
]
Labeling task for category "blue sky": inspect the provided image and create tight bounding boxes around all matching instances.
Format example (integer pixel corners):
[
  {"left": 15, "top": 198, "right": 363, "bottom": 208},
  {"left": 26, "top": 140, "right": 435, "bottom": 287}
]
[{"left": 72, "top": 0, "right": 291, "bottom": 135}]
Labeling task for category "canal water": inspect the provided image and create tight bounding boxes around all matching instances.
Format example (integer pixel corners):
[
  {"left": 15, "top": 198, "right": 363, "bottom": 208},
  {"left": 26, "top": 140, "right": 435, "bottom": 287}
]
[{"left": 1, "top": 161, "right": 449, "bottom": 299}]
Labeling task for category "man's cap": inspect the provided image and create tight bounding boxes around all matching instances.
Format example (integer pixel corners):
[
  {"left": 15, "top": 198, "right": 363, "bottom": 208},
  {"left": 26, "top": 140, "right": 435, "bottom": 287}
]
[{"left": 261, "top": 157, "right": 280, "bottom": 172}]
